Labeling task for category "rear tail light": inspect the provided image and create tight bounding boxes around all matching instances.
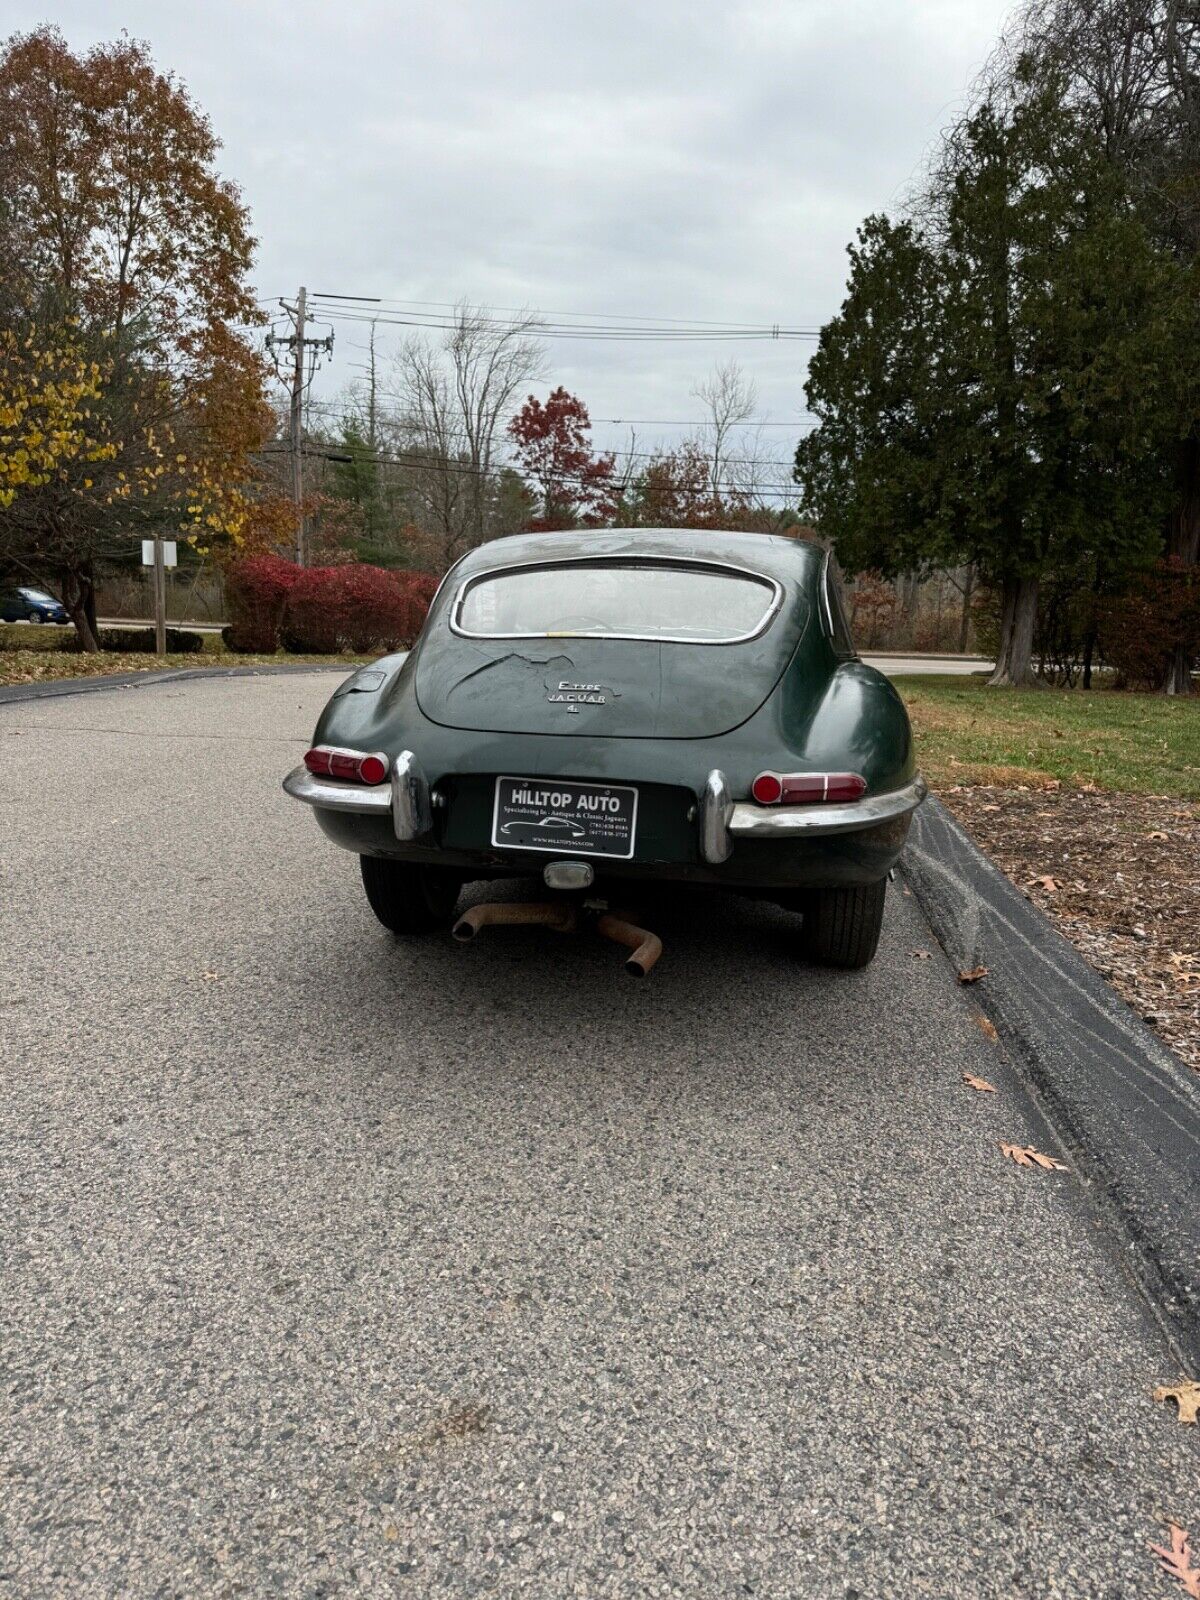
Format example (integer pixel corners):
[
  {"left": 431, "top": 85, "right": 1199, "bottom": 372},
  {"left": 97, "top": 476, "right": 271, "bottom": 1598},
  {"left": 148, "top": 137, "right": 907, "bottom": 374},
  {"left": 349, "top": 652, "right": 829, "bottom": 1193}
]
[
  {"left": 750, "top": 771, "right": 867, "bottom": 805},
  {"left": 304, "top": 746, "right": 390, "bottom": 785}
]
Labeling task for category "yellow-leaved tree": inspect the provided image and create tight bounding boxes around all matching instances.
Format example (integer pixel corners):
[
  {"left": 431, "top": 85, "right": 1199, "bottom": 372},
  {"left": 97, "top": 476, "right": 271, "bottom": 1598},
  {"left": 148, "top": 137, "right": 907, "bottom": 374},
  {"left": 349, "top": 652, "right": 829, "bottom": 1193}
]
[{"left": 0, "top": 27, "right": 291, "bottom": 648}]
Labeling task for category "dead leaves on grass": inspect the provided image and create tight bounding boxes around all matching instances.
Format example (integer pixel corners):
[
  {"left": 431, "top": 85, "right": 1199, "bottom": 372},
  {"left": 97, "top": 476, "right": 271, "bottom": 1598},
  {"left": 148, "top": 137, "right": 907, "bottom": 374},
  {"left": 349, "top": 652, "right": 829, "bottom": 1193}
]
[
  {"left": 1151, "top": 1523, "right": 1200, "bottom": 1598},
  {"left": 998, "top": 1142, "right": 1068, "bottom": 1172},
  {"left": 1152, "top": 1381, "right": 1200, "bottom": 1425}
]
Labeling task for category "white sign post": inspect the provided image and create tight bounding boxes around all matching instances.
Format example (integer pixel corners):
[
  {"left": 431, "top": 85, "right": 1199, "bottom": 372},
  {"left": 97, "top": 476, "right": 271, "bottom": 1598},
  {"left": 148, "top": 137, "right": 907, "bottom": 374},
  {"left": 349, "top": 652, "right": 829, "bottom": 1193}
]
[{"left": 140, "top": 539, "right": 177, "bottom": 655}]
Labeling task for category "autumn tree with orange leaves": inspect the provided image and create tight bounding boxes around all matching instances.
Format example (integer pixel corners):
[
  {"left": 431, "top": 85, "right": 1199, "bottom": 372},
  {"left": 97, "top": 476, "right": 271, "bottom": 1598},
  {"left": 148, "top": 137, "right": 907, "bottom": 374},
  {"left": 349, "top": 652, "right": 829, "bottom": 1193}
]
[{"left": 0, "top": 27, "right": 286, "bottom": 647}]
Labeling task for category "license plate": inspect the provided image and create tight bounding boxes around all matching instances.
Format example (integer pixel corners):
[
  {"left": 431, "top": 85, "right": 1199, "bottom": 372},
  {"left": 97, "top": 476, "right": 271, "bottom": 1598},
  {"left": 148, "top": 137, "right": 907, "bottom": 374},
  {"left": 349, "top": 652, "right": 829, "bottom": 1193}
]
[{"left": 491, "top": 776, "right": 638, "bottom": 859}]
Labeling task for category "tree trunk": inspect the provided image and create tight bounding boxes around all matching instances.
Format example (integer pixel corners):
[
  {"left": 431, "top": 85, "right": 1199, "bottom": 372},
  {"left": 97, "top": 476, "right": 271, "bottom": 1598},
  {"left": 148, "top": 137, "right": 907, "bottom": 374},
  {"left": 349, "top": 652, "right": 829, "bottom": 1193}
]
[
  {"left": 987, "top": 575, "right": 1040, "bottom": 687},
  {"left": 899, "top": 572, "right": 920, "bottom": 648},
  {"left": 62, "top": 565, "right": 101, "bottom": 653},
  {"left": 1163, "top": 433, "right": 1199, "bottom": 696},
  {"left": 957, "top": 563, "right": 976, "bottom": 653}
]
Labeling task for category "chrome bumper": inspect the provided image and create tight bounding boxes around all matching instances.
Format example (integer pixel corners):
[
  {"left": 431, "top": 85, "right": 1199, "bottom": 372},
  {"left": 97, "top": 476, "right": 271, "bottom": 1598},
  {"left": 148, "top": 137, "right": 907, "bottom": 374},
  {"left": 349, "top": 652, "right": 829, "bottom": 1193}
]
[
  {"left": 700, "top": 772, "right": 927, "bottom": 863},
  {"left": 283, "top": 765, "right": 390, "bottom": 814},
  {"left": 284, "top": 756, "right": 927, "bottom": 860},
  {"left": 282, "top": 749, "right": 433, "bottom": 840}
]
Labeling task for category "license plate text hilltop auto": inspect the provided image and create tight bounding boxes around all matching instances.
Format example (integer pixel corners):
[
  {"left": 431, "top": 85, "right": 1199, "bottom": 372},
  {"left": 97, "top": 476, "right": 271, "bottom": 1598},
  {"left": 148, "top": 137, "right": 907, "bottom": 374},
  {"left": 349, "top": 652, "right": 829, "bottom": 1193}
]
[{"left": 492, "top": 776, "right": 638, "bottom": 859}]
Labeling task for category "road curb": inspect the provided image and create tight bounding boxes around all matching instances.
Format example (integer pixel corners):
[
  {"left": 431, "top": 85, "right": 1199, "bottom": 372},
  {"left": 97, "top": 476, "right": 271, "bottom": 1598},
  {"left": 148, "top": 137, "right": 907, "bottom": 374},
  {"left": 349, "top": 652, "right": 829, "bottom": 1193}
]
[
  {"left": 903, "top": 796, "right": 1200, "bottom": 1367},
  {"left": 0, "top": 662, "right": 352, "bottom": 706}
]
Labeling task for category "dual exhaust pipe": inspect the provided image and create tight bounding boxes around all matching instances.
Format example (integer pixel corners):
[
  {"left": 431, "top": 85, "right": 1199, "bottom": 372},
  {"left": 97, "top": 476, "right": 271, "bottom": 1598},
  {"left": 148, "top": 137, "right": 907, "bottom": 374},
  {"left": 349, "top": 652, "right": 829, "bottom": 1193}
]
[{"left": 452, "top": 901, "right": 663, "bottom": 978}]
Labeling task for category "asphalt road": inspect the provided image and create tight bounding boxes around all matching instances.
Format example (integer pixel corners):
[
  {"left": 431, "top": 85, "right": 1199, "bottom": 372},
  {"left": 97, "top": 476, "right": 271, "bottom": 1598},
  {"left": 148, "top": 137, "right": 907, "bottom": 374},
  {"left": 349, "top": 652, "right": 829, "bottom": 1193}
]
[
  {"left": 2, "top": 673, "right": 1195, "bottom": 1598},
  {"left": 863, "top": 652, "right": 992, "bottom": 676}
]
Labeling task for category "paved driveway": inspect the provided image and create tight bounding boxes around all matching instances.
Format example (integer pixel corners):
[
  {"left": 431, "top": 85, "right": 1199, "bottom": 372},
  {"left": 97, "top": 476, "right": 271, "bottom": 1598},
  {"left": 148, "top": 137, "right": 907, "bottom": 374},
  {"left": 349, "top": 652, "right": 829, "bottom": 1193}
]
[{"left": 1, "top": 673, "right": 1194, "bottom": 1597}]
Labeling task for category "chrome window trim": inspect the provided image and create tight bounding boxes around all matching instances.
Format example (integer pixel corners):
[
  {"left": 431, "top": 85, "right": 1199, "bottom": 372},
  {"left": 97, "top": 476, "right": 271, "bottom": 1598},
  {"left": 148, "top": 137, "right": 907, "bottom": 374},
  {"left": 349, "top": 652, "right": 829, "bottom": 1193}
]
[
  {"left": 819, "top": 548, "right": 858, "bottom": 660},
  {"left": 448, "top": 554, "right": 786, "bottom": 647},
  {"left": 818, "top": 549, "right": 835, "bottom": 638}
]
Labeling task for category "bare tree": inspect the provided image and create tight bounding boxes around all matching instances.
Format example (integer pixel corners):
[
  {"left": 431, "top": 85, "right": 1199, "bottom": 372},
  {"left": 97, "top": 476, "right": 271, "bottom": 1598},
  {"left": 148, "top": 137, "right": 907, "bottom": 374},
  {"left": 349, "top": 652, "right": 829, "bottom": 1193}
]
[
  {"left": 392, "top": 303, "right": 545, "bottom": 568},
  {"left": 692, "top": 360, "right": 758, "bottom": 497}
]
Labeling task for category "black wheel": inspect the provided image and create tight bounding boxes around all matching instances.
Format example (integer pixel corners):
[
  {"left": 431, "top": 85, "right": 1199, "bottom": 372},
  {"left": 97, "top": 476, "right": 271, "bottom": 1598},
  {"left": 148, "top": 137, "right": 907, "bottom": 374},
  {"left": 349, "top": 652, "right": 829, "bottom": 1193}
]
[
  {"left": 359, "top": 856, "right": 461, "bottom": 935},
  {"left": 27, "top": 611, "right": 43, "bottom": 623},
  {"left": 800, "top": 879, "right": 887, "bottom": 970}
]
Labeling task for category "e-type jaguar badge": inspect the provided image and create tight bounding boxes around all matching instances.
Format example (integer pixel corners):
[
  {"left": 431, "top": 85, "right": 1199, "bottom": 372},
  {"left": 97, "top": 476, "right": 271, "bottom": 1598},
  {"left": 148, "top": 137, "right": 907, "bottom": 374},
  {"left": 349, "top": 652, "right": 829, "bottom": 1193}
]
[{"left": 546, "top": 680, "right": 619, "bottom": 711}]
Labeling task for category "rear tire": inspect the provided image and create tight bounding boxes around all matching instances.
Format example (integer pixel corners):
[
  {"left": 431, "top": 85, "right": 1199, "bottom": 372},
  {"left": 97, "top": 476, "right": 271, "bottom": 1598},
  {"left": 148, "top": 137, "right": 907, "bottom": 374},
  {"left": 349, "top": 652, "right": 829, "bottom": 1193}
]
[
  {"left": 359, "top": 856, "right": 460, "bottom": 935},
  {"left": 801, "top": 879, "right": 887, "bottom": 970}
]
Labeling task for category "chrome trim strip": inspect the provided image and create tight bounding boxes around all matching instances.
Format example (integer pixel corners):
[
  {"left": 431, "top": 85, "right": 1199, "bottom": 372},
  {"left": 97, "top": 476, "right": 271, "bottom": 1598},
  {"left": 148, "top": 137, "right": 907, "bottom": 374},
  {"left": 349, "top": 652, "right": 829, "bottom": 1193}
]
[
  {"left": 391, "top": 749, "right": 433, "bottom": 841},
  {"left": 818, "top": 547, "right": 835, "bottom": 639},
  {"left": 282, "top": 764, "right": 392, "bottom": 815},
  {"left": 727, "top": 776, "right": 928, "bottom": 839},
  {"left": 699, "top": 769, "right": 733, "bottom": 864},
  {"left": 449, "top": 554, "right": 785, "bottom": 647}
]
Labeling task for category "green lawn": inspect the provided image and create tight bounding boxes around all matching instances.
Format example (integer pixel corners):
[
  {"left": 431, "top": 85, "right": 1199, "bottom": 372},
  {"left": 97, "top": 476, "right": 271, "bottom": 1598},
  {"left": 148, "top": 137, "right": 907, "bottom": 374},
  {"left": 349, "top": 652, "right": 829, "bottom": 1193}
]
[{"left": 895, "top": 675, "right": 1200, "bottom": 800}]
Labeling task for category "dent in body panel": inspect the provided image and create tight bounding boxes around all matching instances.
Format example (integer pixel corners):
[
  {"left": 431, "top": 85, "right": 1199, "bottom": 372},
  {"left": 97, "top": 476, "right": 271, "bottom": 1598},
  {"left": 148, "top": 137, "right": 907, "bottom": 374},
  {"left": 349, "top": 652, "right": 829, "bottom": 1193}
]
[{"left": 444, "top": 647, "right": 577, "bottom": 697}]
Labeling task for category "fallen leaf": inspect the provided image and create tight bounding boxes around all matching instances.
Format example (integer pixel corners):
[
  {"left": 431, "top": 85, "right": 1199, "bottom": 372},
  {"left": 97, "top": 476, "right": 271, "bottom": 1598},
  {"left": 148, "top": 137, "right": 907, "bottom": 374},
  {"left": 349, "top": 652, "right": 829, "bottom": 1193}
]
[
  {"left": 1148, "top": 831, "right": 1169, "bottom": 841},
  {"left": 1153, "top": 1381, "right": 1200, "bottom": 1425},
  {"left": 1030, "top": 874, "right": 1059, "bottom": 892},
  {"left": 201, "top": 971, "right": 220, "bottom": 982},
  {"left": 963, "top": 1072, "right": 996, "bottom": 1092},
  {"left": 1150, "top": 1523, "right": 1200, "bottom": 1598},
  {"left": 973, "top": 1013, "right": 999, "bottom": 1042},
  {"left": 958, "top": 966, "right": 989, "bottom": 984},
  {"left": 998, "top": 1142, "right": 1068, "bottom": 1171}
]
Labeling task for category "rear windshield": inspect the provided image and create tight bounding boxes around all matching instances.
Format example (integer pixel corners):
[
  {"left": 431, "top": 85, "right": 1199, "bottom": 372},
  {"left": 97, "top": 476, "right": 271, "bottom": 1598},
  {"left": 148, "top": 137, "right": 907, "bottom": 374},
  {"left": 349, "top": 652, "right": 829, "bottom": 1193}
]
[{"left": 453, "top": 560, "right": 780, "bottom": 644}]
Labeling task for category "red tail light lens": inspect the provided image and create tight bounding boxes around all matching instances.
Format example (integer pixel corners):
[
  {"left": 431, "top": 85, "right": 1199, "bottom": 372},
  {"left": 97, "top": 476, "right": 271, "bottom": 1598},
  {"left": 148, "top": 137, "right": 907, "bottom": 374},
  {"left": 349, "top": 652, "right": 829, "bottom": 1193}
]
[
  {"left": 750, "top": 771, "right": 866, "bottom": 805},
  {"left": 356, "top": 754, "right": 389, "bottom": 785},
  {"left": 751, "top": 772, "right": 784, "bottom": 805},
  {"left": 304, "top": 746, "right": 390, "bottom": 785}
]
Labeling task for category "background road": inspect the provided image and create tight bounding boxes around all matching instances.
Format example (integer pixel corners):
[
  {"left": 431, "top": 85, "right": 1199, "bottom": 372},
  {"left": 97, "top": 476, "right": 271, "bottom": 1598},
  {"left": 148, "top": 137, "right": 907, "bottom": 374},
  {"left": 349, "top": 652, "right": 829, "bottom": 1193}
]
[{"left": 1, "top": 673, "right": 1194, "bottom": 1597}]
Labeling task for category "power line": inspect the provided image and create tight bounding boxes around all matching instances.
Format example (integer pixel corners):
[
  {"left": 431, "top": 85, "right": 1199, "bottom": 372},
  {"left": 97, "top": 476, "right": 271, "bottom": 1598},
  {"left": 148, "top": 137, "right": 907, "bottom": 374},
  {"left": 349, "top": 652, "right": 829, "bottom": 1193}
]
[
  {"left": 310, "top": 305, "right": 818, "bottom": 342},
  {"left": 293, "top": 405, "right": 803, "bottom": 472},
  {"left": 262, "top": 441, "right": 800, "bottom": 501},
  {"left": 307, "top": 292, "right": 825, "bottom": 339},
  {"left": 313, "top": 291, "right": 820, "bottom": 330},
  {"left": 297, "top": 396, "right": 820, "bottom": 438}
]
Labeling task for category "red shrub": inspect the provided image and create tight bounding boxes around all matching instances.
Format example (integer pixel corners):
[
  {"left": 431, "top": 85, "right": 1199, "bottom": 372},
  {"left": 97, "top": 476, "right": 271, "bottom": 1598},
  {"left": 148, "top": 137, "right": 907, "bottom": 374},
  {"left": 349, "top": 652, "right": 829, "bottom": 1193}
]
[
  {"left": 1096, "top": 560, "right": 1200, "bottom": 689},
  {"left": 223, "top": 554, "right": 302, "bottom": 653},
  {"left": 282, "top": 564, "right": 438, "bottom": 654}
]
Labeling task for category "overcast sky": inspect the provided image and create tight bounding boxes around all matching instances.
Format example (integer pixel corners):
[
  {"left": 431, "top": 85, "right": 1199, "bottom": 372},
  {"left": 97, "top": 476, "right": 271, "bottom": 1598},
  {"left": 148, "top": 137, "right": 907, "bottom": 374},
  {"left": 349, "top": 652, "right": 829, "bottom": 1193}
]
[{"left": 8, "top": 0, "right": 1014, "bottom": 476}]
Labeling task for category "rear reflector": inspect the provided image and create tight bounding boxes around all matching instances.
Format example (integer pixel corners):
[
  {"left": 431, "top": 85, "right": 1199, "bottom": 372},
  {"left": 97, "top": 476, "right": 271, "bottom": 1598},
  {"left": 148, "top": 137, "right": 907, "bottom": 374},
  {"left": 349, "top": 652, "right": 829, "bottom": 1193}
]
[
  {"left": 750, "top": 771, "right": 867, "bottom": 805},
  {"left": 750, "top": 772, "right": 783, "bottom": 805},
  {"left": 304, "top": 746, "right": 390, "bottom": 785}
]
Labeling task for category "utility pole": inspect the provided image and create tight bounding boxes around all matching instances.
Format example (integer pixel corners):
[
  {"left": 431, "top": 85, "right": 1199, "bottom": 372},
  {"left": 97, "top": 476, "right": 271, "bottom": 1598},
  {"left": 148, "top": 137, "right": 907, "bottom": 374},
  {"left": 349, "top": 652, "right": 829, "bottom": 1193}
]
[
  {"left": 290, "top": 285, "right": 307, "bottom": 565},
  {"left": 267, "top": 288, "right": 333, "bottom": 566},
  {"left": 153, "top": 535, "right": 166, "bottom": 655}
]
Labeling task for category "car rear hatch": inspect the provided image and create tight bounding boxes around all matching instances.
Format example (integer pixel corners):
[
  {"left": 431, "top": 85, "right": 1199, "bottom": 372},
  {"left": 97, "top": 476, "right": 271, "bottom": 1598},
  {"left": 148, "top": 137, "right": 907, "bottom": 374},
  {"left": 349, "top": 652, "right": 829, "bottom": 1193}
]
[{"left": 414, "top": 556, "right": 810, "bottom": 740}]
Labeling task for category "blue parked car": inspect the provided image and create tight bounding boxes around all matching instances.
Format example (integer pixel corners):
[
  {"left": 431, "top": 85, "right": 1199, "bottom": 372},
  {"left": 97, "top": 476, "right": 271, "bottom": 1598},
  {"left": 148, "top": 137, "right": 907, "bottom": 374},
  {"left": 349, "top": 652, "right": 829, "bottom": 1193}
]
[{"left": 0, "top": 586, "right": 69, "bottom": 624}]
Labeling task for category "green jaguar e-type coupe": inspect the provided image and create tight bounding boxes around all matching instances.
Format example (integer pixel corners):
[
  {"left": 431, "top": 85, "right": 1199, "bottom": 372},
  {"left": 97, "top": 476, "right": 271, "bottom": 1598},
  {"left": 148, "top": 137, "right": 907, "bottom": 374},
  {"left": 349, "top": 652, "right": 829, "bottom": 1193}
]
[{"left": 283, "top": 528, "right": 925, "bottom": 969}]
